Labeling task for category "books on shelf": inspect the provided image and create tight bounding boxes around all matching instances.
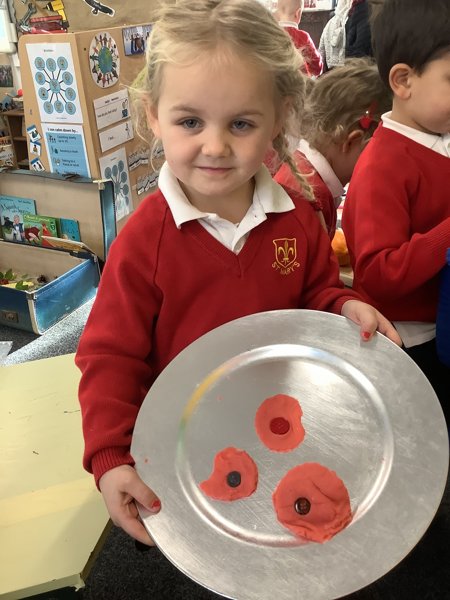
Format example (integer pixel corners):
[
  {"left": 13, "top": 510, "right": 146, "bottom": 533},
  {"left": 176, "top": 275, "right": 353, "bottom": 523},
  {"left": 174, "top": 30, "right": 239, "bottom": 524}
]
[
  {"left": 57, "top": 217, "right": 81, "bottom": 241},
  {"left": 23, "top": 213, "right": 58, "bottom": 246},
  {"left": 0, "top": 194, "right": 83, "bottom": 247},
  {"left": 0, "top": 194, "right": 37, "bottom": 242}
]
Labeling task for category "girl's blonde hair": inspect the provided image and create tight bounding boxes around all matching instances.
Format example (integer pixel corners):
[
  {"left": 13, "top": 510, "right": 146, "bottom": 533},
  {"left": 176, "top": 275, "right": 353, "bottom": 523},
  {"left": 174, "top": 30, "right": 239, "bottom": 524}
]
[
  {"left": 130, "top": 0, "right": 314, "bottom": 200},
  {"left": 300, "top": 57, "right": 392, "bottom": 151}
]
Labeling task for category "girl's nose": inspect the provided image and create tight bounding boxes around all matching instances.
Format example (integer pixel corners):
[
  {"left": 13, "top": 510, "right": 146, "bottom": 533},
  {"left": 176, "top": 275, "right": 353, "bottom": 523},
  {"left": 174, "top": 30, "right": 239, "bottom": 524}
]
[{"left": 201, "top": 128, "right": 230, "bottom": 157}]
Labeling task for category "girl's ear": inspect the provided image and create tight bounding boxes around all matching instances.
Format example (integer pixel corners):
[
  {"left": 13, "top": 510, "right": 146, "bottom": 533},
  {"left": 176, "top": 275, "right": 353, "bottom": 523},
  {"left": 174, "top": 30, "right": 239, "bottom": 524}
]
[
  {"left": 342, "top": 129, "right": 365, "bottom": 153},
  {"left": 145, "top": 103, "right": 161, "bottom": 138},
  {"left": 389, "top": 63, "right": 413, "bottom": 99}
]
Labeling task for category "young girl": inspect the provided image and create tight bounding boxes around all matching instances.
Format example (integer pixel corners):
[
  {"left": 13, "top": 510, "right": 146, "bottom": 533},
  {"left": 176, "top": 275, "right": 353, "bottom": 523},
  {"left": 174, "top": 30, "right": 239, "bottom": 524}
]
[
  {"left": 274, "top": 57, "right": 392, "bottom": 237},
  {"left": 75, "top": 0, "right": 401, "bottom": 546}
]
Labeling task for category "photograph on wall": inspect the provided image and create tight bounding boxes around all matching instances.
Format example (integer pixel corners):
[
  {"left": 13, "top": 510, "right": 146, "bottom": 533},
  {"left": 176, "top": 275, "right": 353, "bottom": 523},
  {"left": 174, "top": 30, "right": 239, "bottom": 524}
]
[
  {"left": 90, "top": 32, "right": 120, "bottom": 88},
  {"left": 0, "top": 65, "right": 13, "bottom": 87},
  {"left": 26, "top": 43, "right": 83, "bottom": 124},
  {"left": 122, "top": 24, "right": 152, "bottom": 56},
  {"left": 99, "top": 147, "right": 132, "bottom": 221},
  {"left": 42, "top": 123, "right": 91, "bottom": 178}
]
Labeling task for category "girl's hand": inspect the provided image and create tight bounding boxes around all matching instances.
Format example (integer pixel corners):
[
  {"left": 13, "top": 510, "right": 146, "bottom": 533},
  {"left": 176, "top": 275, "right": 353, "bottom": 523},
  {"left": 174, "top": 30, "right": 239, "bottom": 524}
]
[
  {"left": 341, "top": 300, "right": 402, "bottom": 346},
  {"left": 99, "top": 464, "right": 160, "bottom": 545}
]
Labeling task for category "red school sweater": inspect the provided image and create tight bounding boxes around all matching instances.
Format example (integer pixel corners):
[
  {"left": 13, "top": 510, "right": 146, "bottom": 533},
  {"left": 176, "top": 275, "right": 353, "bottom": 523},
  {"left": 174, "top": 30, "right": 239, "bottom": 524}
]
[
  {"left": 342, "top": 125, "right": 450, "bottom": 322},
  {"left": 76, "top": 188, "right": 359, "bottom": 485},
  {"left": 274, "top": 150, "right": 338, "bottom": 239}
]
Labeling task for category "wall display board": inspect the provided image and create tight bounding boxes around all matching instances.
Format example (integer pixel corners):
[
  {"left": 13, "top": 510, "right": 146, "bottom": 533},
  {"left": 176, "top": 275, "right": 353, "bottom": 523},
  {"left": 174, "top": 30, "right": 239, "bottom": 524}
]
[
  {"left": 12, "top": 1, "right": 162, "bottom": 33},
  {"left": 18, "top": 23, "right": 163, "bottom": 229}
]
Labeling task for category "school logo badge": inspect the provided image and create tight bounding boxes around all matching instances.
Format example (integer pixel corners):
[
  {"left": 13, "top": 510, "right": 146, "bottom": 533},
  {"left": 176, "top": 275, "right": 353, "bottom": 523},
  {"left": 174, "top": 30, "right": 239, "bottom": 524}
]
[{"left": 272, "top": 238, "right": 300, "bottom": 275}]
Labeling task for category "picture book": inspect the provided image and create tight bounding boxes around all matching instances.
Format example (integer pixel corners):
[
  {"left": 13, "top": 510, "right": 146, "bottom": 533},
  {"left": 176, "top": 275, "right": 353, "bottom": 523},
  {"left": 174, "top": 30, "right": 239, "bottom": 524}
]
[
  {"left": 0, "top": 195, "right": 36, "bottom": 242},
  {"left": 56, "top": 217, "right": 81, "bottom": 242},
  {"left": 23, "top": 213, "right": 59, "bottom": 247}
]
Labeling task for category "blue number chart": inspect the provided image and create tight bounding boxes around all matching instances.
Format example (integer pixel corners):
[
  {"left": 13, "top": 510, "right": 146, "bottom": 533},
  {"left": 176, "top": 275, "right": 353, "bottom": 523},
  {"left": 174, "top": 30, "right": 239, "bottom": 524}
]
[{"left": 26, "top": 43, "right": 83, "bottom": 124}]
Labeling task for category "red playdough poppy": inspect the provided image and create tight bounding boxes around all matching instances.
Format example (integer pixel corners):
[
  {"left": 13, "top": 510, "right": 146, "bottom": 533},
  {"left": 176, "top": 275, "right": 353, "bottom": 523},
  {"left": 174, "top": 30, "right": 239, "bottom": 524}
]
[
  {"left": 272, "top": 463, "right": 352, "bottom": 542},
  {"left": 200, "top": 447, "right": 258, "bottom": 501},
  {"left": 255, "top": 394, "right": 305, "bottom": 452}
]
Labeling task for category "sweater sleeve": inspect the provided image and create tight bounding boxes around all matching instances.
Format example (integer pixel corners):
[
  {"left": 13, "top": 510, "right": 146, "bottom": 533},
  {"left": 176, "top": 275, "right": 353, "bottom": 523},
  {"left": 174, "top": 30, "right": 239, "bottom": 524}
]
[
  {"left": 342, "top": 156, "right": 450, "bottom": 302},
  {"left": 290, "top": 193, "right": 361, "bottom": 313},
  {"left": 75, "top": 200, "right": 165, "bottom": 486},
  {"left": 298, "top": 30, "right": 324, "bottom": 76}
]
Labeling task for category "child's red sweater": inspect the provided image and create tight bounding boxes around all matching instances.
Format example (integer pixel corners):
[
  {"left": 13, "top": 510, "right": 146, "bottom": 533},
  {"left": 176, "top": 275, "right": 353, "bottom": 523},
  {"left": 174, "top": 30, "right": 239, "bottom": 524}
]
[
  {"left": 284, "top": 26, "right": 323, "bottom": 76},
  {"left": 76, "top": 188, "right": 359, "bottom": 485},
  {"left": 342, "top": 125, "right": 450, "bottom": 321}
]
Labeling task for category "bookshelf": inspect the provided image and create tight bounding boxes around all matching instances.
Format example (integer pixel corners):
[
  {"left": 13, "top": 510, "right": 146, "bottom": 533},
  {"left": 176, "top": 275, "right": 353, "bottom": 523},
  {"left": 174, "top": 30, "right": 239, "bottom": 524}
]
[{"left": 3, "top": 109, "right": 29, "bottom": 170}]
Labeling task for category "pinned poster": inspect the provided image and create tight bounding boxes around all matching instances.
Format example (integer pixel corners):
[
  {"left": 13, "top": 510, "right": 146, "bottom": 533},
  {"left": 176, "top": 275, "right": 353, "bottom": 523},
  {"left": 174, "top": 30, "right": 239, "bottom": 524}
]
[
  {"left": 99, "top": 147, "right": 132, "bottom": 221},
  {"left": 42, "top": 123, "right": 91, "bottom": 177},
  {"left": 26, "top": 43, "right": 83, "bottom": 124}
]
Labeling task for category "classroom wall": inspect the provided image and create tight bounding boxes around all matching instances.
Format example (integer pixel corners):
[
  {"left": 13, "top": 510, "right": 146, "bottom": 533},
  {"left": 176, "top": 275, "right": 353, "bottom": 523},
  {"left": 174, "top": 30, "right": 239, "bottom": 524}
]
[{"left": 12, "top": 0, "right": 162, "bottom": 32}]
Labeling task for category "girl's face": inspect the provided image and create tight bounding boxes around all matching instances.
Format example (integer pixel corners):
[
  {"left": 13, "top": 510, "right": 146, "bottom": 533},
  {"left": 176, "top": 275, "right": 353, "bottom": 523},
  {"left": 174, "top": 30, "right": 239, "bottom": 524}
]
[{"left": 147, "top": 52, "right": 283, "bottom": 211}]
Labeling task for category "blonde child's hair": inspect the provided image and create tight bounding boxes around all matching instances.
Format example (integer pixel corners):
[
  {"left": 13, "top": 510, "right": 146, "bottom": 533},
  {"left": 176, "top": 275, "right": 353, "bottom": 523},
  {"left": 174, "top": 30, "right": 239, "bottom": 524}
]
[
  {"left": 130, "top": 0, "right": 314, "bottom": 201},
  {"left": 300, "top": 58, "right": 392, "bottom": 151}
]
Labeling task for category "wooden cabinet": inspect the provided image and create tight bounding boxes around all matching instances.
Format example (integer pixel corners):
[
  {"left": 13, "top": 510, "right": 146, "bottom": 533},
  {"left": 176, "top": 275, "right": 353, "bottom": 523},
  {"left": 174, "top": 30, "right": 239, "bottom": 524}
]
[{"left": 3, "top": 109, "right": 29, "bottom": 170}]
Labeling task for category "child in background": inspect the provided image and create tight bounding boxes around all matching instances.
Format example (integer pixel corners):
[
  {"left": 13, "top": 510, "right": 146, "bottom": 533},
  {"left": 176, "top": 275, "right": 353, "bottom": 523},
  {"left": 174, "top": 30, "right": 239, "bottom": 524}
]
[
  {"left": 274, "top": 0, "right": 323, "bottom": 76},
  {"left": 342, "top": 0, "right": 450, "bottom": 409},
  {"left": 275, "top": 57, "right": 391, "bottom": 238},
  {"left": 76, "top": 0, "right": 401, "bottom": 546}
]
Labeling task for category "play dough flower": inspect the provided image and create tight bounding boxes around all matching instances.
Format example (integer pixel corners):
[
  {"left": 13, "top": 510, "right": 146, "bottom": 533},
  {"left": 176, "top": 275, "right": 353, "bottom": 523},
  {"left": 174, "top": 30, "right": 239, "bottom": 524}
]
[
  {"left": 272, "top": 462, "right": 352, "bottom": 542},
  {"left": 200, "top": 447, "right": 258, "bottom": 501},
  {"left": 255, "top": 394, "right": 305, "bottom": 452}
]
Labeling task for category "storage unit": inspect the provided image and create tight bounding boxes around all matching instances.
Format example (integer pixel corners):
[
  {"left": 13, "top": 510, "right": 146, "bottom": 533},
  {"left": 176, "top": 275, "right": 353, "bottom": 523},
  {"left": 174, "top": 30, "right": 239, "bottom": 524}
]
[
  {"left": 0, "top": 169, "right": 115, "bottom": 333},
  {"left": 2, "top": 109, "right": 29, "bottom": 170},
  {"left": 17, "top": 23, "right": 163, "bottom": 230}
]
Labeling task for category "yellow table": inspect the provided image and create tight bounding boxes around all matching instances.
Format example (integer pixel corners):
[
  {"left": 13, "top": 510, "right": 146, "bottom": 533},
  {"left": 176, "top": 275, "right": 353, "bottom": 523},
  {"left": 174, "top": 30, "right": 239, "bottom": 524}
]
[{"left": 0, "top": 353, "right": 110, "bottom": 600}]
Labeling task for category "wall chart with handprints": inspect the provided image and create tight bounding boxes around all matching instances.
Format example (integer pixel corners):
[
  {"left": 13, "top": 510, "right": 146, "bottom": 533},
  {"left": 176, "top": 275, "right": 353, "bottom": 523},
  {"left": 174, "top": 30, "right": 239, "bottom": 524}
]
[
  {"left": 89, "top": 32, "right": 120, "bottom": 88},
  {"left": 26, "top": 43, "right": 83, "bottom": 124}
]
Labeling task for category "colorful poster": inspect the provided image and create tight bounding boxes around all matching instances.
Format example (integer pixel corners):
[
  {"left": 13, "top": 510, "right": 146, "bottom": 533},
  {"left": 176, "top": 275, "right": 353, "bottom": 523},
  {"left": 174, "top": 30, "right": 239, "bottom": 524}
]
[
  {"left": 42, "top": 123, "right": 90, "bottom": 177},
  {"left": 99, "top": 147, "right": 132, "bottom": 221},
  {"left": 89, "top": 32, "right": 120, "bottom": 88},
  {"left": 26, "top": 43, "right": 83, "bottom": 124},
  {"left": 93, "top": 88, "right": 130, "bottom": 130}
]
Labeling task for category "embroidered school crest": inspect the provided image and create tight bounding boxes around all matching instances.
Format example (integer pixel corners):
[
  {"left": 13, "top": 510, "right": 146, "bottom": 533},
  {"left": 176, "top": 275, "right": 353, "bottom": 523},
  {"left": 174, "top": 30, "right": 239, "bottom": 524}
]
[{"left": 272, "top": 238, "right": 300, "bottom": 275}]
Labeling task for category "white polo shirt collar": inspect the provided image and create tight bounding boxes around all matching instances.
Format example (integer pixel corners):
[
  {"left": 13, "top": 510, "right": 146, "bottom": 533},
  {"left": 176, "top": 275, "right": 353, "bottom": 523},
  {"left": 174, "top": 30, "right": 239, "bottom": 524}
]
[
  {"left": 381, "top": 112, "right": 450, "bottom": 157},
  {"left": 297, "top": 139, "right": 344, "bottom": 206}
]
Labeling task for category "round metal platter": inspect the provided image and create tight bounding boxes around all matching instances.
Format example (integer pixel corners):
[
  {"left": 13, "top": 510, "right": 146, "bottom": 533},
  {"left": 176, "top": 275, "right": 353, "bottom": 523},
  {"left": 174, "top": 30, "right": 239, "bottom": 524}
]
[{"left": 131, "top": 310, "right": 449, "bottom": 600}]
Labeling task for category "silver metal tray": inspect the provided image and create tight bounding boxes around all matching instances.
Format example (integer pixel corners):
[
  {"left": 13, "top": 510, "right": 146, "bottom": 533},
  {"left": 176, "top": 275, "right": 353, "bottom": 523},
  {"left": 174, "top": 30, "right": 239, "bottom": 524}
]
[{"left": 131, "top": 310, "right": 449, "bottom": 600}]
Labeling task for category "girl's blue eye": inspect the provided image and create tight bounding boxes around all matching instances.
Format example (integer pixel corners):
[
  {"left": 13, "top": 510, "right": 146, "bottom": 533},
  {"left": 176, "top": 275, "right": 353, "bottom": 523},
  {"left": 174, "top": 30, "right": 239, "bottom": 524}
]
[
  {"left": 233, "top": 120, "right": 250, "bottom": 131},
  {"left": 182, "top": 119, "right": 199, "bottom": 129}
]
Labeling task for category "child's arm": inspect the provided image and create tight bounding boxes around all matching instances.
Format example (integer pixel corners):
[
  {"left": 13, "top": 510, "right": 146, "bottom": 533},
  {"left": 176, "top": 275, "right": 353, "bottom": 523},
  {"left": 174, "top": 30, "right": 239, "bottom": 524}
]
[
  {"left": 292, "top": 198, "right": 401, "bottom": 345},
  {"left": 298, "top": 30, "right": 323, "bottom": 76},
  {"left": 99, "top": 465, "right": 159, "bottom": 545},
  {"left": 342, "top": 160, "right": 450, "bottom": 305},
  {"left": 76, "top": 200, "right": 165, "bottom": 484}
]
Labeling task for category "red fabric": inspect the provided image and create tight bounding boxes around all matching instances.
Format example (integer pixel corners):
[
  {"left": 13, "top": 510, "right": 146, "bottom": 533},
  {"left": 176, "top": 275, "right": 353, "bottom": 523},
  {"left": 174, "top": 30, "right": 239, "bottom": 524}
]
[
  {"left": 284, "top": 26, "right": 323, "bottom": 77},
  {"left": 274, "top": 151, "right": 338, "bottom": 239},
  {"left": 76, "top": 188, "right": 359, "bottom": 485},
  {"left": 342, "top": 125, "right": 450, "bottom": 321}
]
